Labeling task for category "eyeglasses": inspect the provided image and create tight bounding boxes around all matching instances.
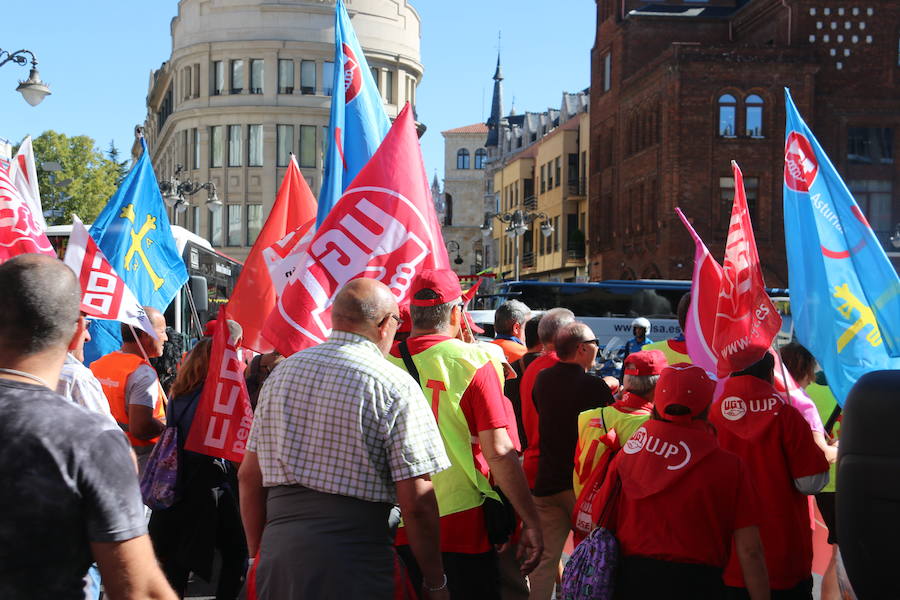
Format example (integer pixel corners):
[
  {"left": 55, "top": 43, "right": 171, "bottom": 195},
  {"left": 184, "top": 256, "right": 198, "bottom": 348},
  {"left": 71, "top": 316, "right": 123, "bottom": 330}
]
[
  {"left": 580, "top": 338, "right": 600, "bottom": 346},
  {"left": 389, "top": 314, "right": 403, "bottom": 327}
]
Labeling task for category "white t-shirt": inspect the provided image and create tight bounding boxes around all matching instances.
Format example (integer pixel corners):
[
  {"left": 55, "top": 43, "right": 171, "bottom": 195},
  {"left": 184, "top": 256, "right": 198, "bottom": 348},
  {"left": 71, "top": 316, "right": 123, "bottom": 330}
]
[{"left": 56, "top": 354, "right": 117, "bottom": 426}]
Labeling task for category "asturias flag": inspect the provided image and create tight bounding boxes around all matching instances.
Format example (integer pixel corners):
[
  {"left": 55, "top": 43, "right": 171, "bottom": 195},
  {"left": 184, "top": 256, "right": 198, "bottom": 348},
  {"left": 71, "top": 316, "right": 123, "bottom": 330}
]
[
  {"left": 316, "top": 0, "right": 391, "bottom": 227},
  {"left": 83, "top": 137, "right": 188, "bottom": 365},
  {"left": 783, "top": 88, "right": 900, "bottom": 405}
]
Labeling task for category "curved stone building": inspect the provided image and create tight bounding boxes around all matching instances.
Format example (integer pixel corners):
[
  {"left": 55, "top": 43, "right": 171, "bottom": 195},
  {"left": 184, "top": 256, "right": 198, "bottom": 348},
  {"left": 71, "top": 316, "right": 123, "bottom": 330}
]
[{"left": 144, "top": 0, "right": 422, "bottom": 260}]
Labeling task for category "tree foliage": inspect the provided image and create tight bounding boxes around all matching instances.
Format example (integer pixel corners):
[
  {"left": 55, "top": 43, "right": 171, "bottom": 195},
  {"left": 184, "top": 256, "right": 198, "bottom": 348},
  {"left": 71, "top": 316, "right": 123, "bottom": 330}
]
[{"left": 14, "top": 131, "right": 121, "bottom": 226}]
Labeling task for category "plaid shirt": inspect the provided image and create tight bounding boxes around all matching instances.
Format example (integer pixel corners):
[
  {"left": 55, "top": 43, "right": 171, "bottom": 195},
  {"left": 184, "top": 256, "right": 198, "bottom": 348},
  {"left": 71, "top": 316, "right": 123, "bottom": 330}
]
[{"left": 247, "top": 330, "right": 449, "bottom": 504}]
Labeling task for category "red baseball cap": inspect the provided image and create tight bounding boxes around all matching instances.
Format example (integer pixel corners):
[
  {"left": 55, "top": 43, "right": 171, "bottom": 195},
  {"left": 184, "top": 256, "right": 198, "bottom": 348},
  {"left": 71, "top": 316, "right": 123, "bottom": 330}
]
[
  {"left": 397, "top": 304, "right": 412, "bottom": 334},
  {"left": 623, "top": 350, "right": 668, "bottom": 376},
  {"left": 409, "top": 269, "right": 463, "bottom": 307},
  {"left": 653, "top": 363, "right": 716, "bottom": 423}
]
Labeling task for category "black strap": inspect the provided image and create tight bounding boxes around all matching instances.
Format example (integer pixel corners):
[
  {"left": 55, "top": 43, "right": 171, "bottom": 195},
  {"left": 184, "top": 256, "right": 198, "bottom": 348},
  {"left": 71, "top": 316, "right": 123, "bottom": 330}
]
[
  {"left": 824, "top": 405, "right": 842, "bottom": 436},
  {"left": 398, "top": 341, "right": 421, "bottom": 384}
]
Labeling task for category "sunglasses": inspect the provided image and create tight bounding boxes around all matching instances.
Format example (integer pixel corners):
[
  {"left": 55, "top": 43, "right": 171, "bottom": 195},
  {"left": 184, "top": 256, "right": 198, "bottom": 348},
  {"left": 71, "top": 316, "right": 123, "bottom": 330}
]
[{"left": 581, "top": 338, "right": 600, "bottom": 346}]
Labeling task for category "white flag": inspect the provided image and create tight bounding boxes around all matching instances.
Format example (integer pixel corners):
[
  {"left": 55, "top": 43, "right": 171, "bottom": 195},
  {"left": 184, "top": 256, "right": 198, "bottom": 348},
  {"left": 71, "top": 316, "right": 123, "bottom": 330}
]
[{"left": 9, "top": 136, "right": 46, "bottom": 232}]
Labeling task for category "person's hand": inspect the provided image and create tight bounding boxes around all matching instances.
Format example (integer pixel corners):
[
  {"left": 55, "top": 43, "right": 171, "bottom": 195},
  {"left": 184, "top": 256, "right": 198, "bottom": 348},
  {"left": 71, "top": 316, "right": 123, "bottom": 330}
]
[
  {"left": 516, "top": 524, "right": 544, "bottom": 575},
  {"left": 823, "top": 443, "right": 838, "bottom": 464}
]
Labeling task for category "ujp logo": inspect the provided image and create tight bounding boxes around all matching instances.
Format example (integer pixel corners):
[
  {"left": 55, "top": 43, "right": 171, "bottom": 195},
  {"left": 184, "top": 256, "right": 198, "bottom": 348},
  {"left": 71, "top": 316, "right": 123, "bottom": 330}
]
[
  {"left": 342, "top": 43, "right": 362, "bottom": 102},
  {"left": 721, "top": 397, "right": 746, "bottom": 421},
  {"left": 784, "top": 132, "right": 818, "bottom": 193}
]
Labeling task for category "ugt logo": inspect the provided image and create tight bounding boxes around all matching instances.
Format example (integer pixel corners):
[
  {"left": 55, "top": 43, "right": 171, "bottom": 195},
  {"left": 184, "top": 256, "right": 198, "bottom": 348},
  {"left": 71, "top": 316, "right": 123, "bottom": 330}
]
[
  {"left": 784, "top": 132, "right": 818, "bottom": 193},
  {"left": 342, "top": 43, "right": 362, "bottom": 102}
]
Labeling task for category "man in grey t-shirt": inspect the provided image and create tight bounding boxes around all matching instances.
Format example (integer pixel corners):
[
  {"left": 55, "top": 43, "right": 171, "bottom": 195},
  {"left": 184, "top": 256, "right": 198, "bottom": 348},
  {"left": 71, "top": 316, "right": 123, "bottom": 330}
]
[{"left": 0, "top": 255, "right": 175, "bottom": 599}]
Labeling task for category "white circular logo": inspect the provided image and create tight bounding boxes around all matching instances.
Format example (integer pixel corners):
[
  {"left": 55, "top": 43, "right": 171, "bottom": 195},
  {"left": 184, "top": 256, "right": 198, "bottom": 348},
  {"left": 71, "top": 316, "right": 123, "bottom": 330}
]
[
  {"left": 721, "top": 396, "right": 747, "bottom": 421},
  {"left": 623, "top": 427, "right": 647, "bottom": 454}
]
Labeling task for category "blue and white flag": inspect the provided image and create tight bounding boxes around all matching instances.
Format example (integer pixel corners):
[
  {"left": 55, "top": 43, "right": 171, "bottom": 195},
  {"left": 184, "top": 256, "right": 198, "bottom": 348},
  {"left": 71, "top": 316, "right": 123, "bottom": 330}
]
[
  {"left": 316, "top": 0, "right": 391, "bottom": 227},
  {"left": 83, "top": 138, "right": 188, "bottom": 364},
  {"left": 783, "top": 88, "right": 900, "bottom": 405}
]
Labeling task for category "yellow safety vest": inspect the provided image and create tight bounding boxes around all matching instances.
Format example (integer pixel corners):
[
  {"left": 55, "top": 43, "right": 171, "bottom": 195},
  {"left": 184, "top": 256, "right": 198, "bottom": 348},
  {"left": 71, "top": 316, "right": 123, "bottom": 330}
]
[
  {"left": 389, "top": 338, "right": 502, "bottom": 517},
  {"left": 643, "top": 339, "right": 691, "bottom": 366},
  {"left": 573, "top": 405, "right": 651, "bottom": 496}
]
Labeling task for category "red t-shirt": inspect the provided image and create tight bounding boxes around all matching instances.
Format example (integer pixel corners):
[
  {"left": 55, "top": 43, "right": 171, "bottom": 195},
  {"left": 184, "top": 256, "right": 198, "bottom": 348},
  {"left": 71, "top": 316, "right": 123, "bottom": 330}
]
[
  {"left": 392, "top": 335, "right": 511, "bottom": 553},
  {"left": 596, "top": 420, "right": 760, "bottom": 568},
  {"left": 520, "top": 352, "right": 559, "bottom": 488},
  {"left": 711, "top": 375, "right": 829, "bottom": 589}
]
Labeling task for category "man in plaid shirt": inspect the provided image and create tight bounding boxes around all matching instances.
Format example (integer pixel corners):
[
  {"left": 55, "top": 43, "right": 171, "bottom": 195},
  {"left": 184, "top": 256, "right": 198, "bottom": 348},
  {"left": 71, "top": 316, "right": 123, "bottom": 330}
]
[{"left": 239, "top": 278, "right": 451, "bottom": 599}]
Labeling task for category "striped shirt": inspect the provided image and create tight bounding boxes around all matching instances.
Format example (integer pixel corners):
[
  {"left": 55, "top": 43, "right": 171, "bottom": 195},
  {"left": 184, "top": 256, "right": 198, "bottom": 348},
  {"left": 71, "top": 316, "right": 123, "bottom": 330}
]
[{"left": 247, "top": 330, "right": 449, "bottom": 504}]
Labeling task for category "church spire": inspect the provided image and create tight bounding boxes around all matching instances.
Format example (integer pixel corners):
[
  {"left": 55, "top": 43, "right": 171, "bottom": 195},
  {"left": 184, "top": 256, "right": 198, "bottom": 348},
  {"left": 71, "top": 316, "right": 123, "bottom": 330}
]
[{"left": 486, "top": 50, "right": 504, "bottom": 148}]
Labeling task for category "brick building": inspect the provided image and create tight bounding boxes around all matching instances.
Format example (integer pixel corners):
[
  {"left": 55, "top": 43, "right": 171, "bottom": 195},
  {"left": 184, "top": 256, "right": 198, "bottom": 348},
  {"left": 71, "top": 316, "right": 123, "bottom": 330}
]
[{"left": 589, "top": 0, "right": 900, "bottom": 286}]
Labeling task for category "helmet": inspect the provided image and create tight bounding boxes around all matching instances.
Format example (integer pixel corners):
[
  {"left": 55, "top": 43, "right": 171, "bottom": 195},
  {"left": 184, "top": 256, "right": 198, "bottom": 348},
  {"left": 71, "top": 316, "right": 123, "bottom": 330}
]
[{"left": 632, "top": 317, "right": 650, "bottom": 330}]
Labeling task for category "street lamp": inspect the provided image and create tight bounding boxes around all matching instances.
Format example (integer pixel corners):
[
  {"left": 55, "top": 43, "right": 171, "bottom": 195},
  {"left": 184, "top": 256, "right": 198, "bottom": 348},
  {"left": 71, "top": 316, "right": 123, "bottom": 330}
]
[
  {"left": 159, "top": 164, "right": 222, "bottom": 222},
  {"left": 446, "top": 240, "right": 464, "bottom": 266},
  {"left": 0, "top": 49, "right": 50, "bottom": 106},
  {"left": 483, "top": 209, "right": 554, "bottom": 280}
]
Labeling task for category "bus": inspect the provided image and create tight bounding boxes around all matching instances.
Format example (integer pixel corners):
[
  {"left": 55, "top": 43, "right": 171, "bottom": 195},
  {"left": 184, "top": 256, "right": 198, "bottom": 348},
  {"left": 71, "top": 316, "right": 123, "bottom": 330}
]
[
  {"left": 45, "top": 224, "right": 242, "bottom": 339},
  {"left": 470, "top": 279, "right": 790, "bottom": 347}
]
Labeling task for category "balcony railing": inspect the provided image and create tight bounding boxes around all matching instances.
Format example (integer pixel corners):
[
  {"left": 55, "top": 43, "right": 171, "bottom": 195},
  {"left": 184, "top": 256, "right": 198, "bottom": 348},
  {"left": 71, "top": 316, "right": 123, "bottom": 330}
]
[
  {"left": 522, "top": 251, "right": 536, "bottom": 269},
  {"left": 567, "top": 177, "right": 587, "bottom": 197},
  {"left": 523, "top": 195, "right": 538, "bottom": 211},
  {"left": 566, "top": 244, "right": 586, "bottom": 260}
]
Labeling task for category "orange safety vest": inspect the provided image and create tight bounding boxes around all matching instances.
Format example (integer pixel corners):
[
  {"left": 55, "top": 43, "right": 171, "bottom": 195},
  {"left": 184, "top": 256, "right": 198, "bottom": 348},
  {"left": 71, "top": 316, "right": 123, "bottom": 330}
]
[{"left": 90, "top": 351, "right": 166, "bottom": 447}]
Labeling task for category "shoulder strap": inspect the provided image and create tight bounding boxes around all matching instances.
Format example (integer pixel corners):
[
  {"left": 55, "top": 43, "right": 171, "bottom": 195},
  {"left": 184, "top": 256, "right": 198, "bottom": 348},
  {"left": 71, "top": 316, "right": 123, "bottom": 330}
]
[{"left": 398, "top": 341, "right": 421, "bottom": 385}]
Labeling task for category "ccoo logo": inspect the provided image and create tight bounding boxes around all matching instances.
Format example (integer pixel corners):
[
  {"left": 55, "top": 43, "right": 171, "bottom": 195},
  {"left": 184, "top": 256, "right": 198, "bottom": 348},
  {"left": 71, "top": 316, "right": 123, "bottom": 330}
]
[
  {"left": 721, "top": 396, "right": 747, "bottom": 421},
  {"left": 342, "top": 43, "right": 362, "bottom": 102},
  {"left": 784, "top": 132, "right": 818, "bottom": 193}
]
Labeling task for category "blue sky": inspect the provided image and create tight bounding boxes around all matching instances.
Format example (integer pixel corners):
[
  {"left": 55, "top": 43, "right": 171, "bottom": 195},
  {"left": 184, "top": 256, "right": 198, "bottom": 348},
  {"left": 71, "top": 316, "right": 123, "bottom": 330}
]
[{"left": 0, "top": 1, "right": 594, "bottom": 185}]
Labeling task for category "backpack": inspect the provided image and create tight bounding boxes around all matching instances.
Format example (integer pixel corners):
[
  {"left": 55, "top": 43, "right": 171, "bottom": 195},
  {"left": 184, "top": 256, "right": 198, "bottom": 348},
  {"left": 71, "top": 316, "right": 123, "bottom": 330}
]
[
  {"left": 572, "top": 409, "right": 621, "bottom": 546},
  {"left": 560, "top": 477, "right": 622, "bottom": 600},
  {"left": 139, "top": 398, "right": 191, "bottom": 510}
]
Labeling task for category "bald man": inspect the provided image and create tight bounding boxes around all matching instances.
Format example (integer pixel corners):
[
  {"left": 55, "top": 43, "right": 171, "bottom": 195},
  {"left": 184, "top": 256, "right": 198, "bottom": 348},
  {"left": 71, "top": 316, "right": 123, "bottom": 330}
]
[
  {"left": 239, "top": 278, "right": 451, "bottom": 599},
  {"left": 0, "top": 255, "right": 176, "bottom": 599},
  {"left": 90, "top": 306, "right": 169, "bottom": 474}
]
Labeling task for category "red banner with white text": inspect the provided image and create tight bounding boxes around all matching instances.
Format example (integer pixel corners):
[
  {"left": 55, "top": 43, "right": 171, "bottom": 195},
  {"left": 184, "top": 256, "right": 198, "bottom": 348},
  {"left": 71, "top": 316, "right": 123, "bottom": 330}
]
[
  {"left": 0, "top": 158, "right": 54, "bottom": 262},
  {"left": 184, "top": 308, "right": 254, "bottom": 462}
]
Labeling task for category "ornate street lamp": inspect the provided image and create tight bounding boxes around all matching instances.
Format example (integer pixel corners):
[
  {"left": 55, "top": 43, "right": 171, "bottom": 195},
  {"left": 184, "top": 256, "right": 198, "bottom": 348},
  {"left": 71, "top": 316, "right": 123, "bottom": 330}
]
[
  {"left": 483, "top": 209, "right": 554, "bottom": 280},
  {"left": 0, "top": 49, "right": 50, "bottom": 106},
  {"left": 159, "top": 164, "right": 222, "bottom": 220},
  {"left": 446, "top": 240, "right": 464, "bottom": 266}
]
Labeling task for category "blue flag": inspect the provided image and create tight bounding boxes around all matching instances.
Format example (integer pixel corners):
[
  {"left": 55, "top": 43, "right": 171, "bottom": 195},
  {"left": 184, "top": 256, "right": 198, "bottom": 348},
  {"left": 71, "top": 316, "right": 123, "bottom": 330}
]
[
  {"left": 316, "top": 0, "right": 391, "bottom": 227},
  {"left": 83, "top": 138, "right": 189, "bottom": 364},
  {"left": 783, "top": 88, "right": 900, "bottom": 405}
]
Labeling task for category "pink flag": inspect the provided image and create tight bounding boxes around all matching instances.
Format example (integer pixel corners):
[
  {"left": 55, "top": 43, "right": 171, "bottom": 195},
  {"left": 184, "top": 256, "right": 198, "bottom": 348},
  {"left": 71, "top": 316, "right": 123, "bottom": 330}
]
[
  {"left": 9, "top": 136, "right": 46, "bottom": 232},
  {"left": 63, "top": 215, "right": 157, "bottom": 339},
  {"left": 262, "top": 104, "right": 449, "bottom": 355},
  {"left": 184, "top": 307, "right": 254, "bottom": 462},
  {"left": 0, "top": 158, "right": 55, "bottom": 261}
]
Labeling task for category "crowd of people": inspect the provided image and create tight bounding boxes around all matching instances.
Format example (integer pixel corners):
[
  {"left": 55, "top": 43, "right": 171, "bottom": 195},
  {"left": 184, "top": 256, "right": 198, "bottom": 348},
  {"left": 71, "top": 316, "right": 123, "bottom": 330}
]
[{"left": 0, "top": 254, "right": 842, "bottom": 600}]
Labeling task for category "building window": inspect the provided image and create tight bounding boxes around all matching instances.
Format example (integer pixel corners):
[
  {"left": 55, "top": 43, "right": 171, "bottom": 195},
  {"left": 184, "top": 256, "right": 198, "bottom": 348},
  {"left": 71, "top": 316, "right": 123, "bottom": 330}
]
[
  {"left": 212, "top": 61, "right": 224, "bottom": 95},
  {"left": 456, "top": 149, "right": 470, "bottom": 170},
  {"left": 248, "top": 125, "right": 263, "bottom": 167},
  {"left": 555, "top": 157, "right": 561, "bottom": 188},
  {"left": 370, "top": 67, "right": 380, "bottom": 92},
  {"left": 231, "top": 60, "right": 244, "bottom": 94},
  {"left": 191, "top": 206, "right": 200, "bottom": 235},
  {"left": 547, "top": 162, "right": 554, "bottom": 189},
  {"left": 247, "top": 204, "right": 263, "bottom": 245},
  {"left": 745, "top": 94, "right": 765, "bottom": 138},
  {"left": 183, "top": 67, "right": 192, "bottom": 100},
  {"left": 474, "top": 148, "right": 487, "bottom": 169},
  {"left": 384, "top": 70, "right": 394, "bottom": 104},
  {"left": 209, "top": 207, "right": 223, "bottom": 246},
  {"left": 278, "top": 59, "right": 294, "bottom": 94},
  {"left": 191, "top": 128, "right": 200, "bottom": 169},
  {"left": 301, "top": 60, "right": 316, "bottom": 95},
  {"left": 719, "top": 176, "right": 759, "bottom": 226},
  {"left": 210, "top": 126, "right": 223, "bottom": 168},
  {"left": 602, "top": 53, "right": 612, "bottom": 92},
  {"left": 277, "top": 125, "right": 294, "bottom": 167},
  {"left": 250, "top": 59, "right": 264, "bottom": 94},
  {"left": 323, "top": 61, "right": 334, "bottom": 96},
  {"left": 540, "top": 164, "right": 546, "bottom": 193},
  {"left": 718, "top": 94, "right": 737, "bottom": 137},
  {"left": 227, "top": 204, "right": 242, "bottom": 246},
  {"left": 227, "top": 125, "right": 242, "bottom": 167},
  {"left": 444, "top": 193, "right": 453, "bottom": 227},
  {"left": 299, "top": 125, "right": 316, "bottom": 168},
  {"left": 849, "top": 180, "right": 893, "bottom": 241},
  {"left": 553, "top": 216, "right": 560, "bottom": 252},
  {"left": 847, "top": 127, "right": 894, "bottom": 164}
]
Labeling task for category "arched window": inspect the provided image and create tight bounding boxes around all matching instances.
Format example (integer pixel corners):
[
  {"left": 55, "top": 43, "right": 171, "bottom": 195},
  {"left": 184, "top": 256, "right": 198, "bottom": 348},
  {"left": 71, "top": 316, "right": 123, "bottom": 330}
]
[
  {"left": 443, "top": 193, "right": 453, "bottom": 226},
  {"left": 718, "top": 94, "right": 737, "bottom": 137},
  {"left": 745, "top": 94, "right": 765, "bottom": 138},
  {"left": 456, "top": 149, "right": 470, "bottom": 170},
  {"left": 474, "top": 148, "right": 487, "bottom": 169}
]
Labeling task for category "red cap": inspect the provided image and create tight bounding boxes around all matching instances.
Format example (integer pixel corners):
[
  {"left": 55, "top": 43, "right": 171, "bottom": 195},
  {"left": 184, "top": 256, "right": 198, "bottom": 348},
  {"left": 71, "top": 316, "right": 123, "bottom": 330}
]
[
  {"left": 623, "top": 350, "right": 668, "bottom": 376},
  {"left": 464, "top": 311, "right": 485, "bottom": 334},
  {"left": 653, "top": 363, "right": 716, "bottom": 423},
  {"left": 409, "top": 269, "right": 463, "bottom": 306},
  {"left": 204, "top": 319, "right": 218, "bottom": 336},
  {"left": 397, "top": 305, "right": 412, "bottom": 334}
]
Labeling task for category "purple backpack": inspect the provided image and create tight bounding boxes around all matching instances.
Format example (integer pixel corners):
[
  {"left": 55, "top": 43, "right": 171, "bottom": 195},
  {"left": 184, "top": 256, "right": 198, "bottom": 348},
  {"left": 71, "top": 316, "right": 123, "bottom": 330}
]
[
  {"left": 560, "top": 526, "right": 619, "bottom": 600},
  {"left": 140, "top": 400, "right": 190, "bottom": 510}
]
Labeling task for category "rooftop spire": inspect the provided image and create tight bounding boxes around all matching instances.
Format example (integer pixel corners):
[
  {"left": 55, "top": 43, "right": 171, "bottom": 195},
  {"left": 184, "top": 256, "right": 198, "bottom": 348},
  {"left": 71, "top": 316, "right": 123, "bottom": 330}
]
[{"left": 486, "top": 40, "right": 504, "bottom": 148}]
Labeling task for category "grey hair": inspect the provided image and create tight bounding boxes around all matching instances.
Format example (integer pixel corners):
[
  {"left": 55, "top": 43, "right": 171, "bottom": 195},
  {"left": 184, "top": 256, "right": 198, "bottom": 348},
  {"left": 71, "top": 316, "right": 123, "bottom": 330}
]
[
  {"left": 537, "top": 307, "right": 575, "bottom": 346},
  {"left": 624, "top": 373, "right": 660, "bottom": 396},
  {"left": 410, "top": 301, "right": 455, "bottom": 331},
  {"left": 494, "top": 300, "right": 530, "bottom": 336},
  {"left": 555, "top": 322, "right": 593, "bottom": 360}
]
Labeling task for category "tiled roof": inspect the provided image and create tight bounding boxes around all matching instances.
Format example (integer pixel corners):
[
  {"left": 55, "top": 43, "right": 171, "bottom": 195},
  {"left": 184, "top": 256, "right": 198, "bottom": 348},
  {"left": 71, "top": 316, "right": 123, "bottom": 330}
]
[{"left": 442, "top": 123, "right": 489, "bottom": 135}]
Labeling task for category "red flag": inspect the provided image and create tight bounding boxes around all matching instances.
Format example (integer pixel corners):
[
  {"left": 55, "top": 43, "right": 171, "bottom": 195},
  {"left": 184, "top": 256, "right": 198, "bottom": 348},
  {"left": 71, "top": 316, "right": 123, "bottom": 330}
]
[
  {"left": 677, "top": 161, "right": 781, "bottom": 377},
  {"left": 0, "top": 158, "right": 54, "bottom": 261},
  {"left": 262, "top": 103, "right": 449, "bottom": 355},
  {"left": 226, "top": 155, "right": 317, "bottom": 353},
  {"left": 184, "top": 307, "right": 254, "bottom": 462}
]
